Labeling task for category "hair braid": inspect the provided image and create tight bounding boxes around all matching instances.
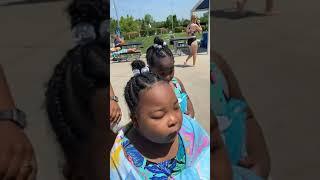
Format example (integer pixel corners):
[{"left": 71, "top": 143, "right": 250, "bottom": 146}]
[{"left": 146, "top": 36, "right": 174, "bottom": 68}]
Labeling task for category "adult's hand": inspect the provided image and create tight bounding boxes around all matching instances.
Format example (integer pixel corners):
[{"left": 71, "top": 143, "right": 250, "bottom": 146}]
[
  {"left": 110, "top": 100, "right": 121, "bottom": 124},
  {"left": 0, "top": 121, "right": 37, "bottom": 180}
]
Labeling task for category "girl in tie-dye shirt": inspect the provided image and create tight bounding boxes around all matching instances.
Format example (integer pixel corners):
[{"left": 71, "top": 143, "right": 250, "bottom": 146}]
[{"left": 110, "top": 63, "right": 210, "bottom": 179}]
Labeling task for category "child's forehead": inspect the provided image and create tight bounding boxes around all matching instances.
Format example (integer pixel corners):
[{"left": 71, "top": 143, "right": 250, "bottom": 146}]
[{"left": 139, "top": 82, "right": 171, "bottom": 99}]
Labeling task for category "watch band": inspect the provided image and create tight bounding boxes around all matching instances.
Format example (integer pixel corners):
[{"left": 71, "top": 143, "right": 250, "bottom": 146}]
[
  {"left": 0, "top": 109, "right": 27, "bottom": 129},
  {"left": 110, "top": 95, "right": 118, "bottom": 102}
]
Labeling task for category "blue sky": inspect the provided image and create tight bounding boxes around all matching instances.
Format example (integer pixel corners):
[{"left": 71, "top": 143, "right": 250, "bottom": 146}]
[{"left": 111, "top": 0, "right": 204, "bottom": 21}]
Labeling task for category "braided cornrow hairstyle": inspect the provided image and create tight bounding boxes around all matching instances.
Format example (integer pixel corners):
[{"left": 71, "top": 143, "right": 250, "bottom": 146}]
[
  {"left": 45, "top": 40, "right": 107, "bottom": 161},
  {"left": 146, "top": 36, "right": 174, "bottom": 68},
  {"left": 124, "top": 60, "right": 165, "bottom": 117}
]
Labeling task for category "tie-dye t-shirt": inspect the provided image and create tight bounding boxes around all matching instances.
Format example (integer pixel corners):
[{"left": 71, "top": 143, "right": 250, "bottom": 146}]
[
  {"left": 211, "top": 62, "right": 262, "bottom": 180},
  {"left": 171, "top": 77, "right": 188, "bottom": 114},
  {"left": 110, "top": 114, "right": 210, "bottom": 179}
]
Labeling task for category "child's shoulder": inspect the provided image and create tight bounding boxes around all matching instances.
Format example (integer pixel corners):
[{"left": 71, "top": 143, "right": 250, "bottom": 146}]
[{"left": 172, "top": 76, "right": 184, "bottom": 85}]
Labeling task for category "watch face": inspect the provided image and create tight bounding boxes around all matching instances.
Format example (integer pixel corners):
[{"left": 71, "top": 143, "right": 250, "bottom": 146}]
[{"left": 112, "top": 96, "right": 118, "bottom": 102}]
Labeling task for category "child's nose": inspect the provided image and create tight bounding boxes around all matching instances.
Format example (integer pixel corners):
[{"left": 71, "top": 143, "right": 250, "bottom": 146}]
[{"left": 167, "top": 114, "right": 178, "bottom": 127}]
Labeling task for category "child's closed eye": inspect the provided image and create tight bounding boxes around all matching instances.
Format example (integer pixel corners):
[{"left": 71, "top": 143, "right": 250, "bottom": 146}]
[{"left": 150, "top": 111, "right": 165, "bottom": 119}]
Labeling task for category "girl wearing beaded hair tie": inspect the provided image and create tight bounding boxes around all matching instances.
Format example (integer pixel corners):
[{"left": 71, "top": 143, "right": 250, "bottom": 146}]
[
  {"left": 110, "top": 62, "right": 210, "bottom": 179},
  {"left": 144, "top": 36, "right": 195, "bottom": 118}
]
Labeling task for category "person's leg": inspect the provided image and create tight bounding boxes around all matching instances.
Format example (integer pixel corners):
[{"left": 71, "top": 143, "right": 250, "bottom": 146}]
[
  {"left": 236, "top": 0, "right": 247, "bottom": 15},
  {"left": 191, "top": 41, "right": 198, "bottom": 66},
  {"left": 184, "top": 46, "right": 193, "bottom": 66},
  {"left": 265, "top": 0, "right": 273, "bottom": 11},
  {"left": 264, "top": 0, "right": 278, "bottom": 15}
]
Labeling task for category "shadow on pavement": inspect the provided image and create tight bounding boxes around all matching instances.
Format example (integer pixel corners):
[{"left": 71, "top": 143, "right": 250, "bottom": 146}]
[
  {"left": 174, "top": 64, "right": 193, "bottom": 68},
  {"left": 213, "top": 9, "right": 265, "bottom": 20}
]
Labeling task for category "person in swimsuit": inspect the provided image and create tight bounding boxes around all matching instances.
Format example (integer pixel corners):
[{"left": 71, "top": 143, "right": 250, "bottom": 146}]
[
  {"left": 114, "top": 35, "right": 125, "bottom": 47},
  {"left": 184, "top": 14, "right": 202, "bottom": 67},
  {"left": 110, "top": 46, "right": 138, "bottom": 61}
]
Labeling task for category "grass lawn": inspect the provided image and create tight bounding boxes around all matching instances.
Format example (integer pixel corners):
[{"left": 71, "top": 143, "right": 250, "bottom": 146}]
[{"left": 125, "top": 33, "right": 201, "bottom": 54}]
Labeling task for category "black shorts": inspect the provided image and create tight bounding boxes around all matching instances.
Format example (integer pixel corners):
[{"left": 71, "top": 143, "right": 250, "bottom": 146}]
[{"left": 187, "top": 38, "right": 196, "bottom": 46}]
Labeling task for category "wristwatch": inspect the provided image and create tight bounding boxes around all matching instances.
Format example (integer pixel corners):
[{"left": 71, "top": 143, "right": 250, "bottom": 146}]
[
  {"left": 110, "top": 95, "right": 119, "bottom": 102},
  {"left": 0, "top": 108, "right": 27, "bottom": 129}
]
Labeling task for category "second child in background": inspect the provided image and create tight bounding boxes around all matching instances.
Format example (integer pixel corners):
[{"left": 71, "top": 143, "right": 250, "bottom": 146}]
[{"left": 142, "top": 37, "right": 195, "bottom": 118}]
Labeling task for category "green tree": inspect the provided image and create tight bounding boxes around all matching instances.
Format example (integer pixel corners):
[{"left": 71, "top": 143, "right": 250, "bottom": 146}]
[
  {"left": 110, "top": 18, "right": 118, "bottom": 34},
  {"left": 165, "top": 15, "right": 171, "bottom": 29},
  {"left": 144, "top": 14, "right": 154, "bottom": 26},
  {"left": 165, "top": 14, "right": 180, "bottom": 30},
  {"left": 119, "top": 15, "right": 140, "bottom": 33},
  {"left": 200, "top": 12, "right": 209, "bottom": 25},
  {"left": 181, "top": 18, "right": 190, "bottom": 27},
  {"left": 172, "top": 15, "right": 179, "bottom": 27}
]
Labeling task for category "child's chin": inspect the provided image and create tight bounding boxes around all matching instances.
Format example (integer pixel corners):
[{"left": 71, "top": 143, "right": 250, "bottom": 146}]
[{"left": 158, "top": 137, "right": 176, "bottom": 144}]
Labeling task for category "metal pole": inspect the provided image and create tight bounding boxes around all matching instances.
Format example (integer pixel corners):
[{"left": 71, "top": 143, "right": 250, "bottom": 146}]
[
  {"left": 112, "top": 0, "right": 120, "bottom": 28},
  {"left": 171, "top": 0, "right": 174, "bottom": 32}
]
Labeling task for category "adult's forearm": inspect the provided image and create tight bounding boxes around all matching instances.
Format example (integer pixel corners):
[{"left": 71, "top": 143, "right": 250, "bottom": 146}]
[{"left": 110, "top": 83, "right": 115, "bottom": 97}]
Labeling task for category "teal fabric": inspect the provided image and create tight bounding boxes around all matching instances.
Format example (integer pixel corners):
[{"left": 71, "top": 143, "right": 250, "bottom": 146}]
[
  {"left": 210, "top": 62, "right": 247, "bottom": 164},
  {"left": 172, "top": 77, "right": 188, "bottom": 114}
]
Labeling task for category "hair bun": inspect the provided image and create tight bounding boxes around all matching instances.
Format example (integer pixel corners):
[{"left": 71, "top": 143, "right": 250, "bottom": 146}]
[
  {"left": 154, "top": 36, "right": 164, "bottom": 46},
  {"left": 131, "top": 60, "right": 146, "bottom": 70},
  {"left": 141, "top": 67, "right": 149, "bottom": 73}
]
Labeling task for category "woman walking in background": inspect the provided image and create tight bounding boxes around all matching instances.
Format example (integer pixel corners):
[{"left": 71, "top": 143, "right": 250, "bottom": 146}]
[{"left": 184, "top": 14, "right": 202, "bottom": 67}]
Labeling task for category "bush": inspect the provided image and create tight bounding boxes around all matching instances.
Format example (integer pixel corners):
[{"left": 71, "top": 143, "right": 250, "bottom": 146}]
[
  {"left": 174, "top": 26, "right": 185, "bottom": 33},
  {"left": 156, "top": 28, "right": 169, "bottom": 34},
  {"left": 149, "top": 28, "right": 156, "bottom": 36},
  {"left": 124, "top": 31, "right": 139, "bottom": 40},
  {"left": 140, "top": 30, "right": 147, "bottom": 37},
  {"left": 202, "top": 24, "right": 209, "bottom": 31},
  {"left": 140, "top": 28, "right": 161, "bottom": 37}
]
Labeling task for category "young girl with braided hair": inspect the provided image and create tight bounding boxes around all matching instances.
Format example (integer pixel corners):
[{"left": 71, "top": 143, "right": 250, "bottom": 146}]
[
  {"left": 143, "top": 36, "right": 195, "bottom": 118},
  {"left": 110, "top": 61, "right": 210, "bottom": 179}
]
